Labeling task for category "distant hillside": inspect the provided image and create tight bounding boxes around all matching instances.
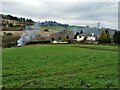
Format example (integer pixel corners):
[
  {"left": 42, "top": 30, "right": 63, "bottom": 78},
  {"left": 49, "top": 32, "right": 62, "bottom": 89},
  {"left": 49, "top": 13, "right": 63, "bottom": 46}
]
[
  {"left": 1, "top": 14, "right": 117, "bottom": 37},
  {"left": 1, "top": 14, "right": 85, "bottom": 31},
  {"left": 1, "top": 14, "right": 34, "bottom": 31}
]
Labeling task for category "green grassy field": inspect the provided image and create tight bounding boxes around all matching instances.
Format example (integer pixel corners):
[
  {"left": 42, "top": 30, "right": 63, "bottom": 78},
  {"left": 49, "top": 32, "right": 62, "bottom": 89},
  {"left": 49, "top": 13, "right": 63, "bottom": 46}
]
[
  {"left": 40, "top": 26, "right": 84, "bottom": 32},
  {"left": 2, "top": 44, "right": 118, "bottom": 88}
]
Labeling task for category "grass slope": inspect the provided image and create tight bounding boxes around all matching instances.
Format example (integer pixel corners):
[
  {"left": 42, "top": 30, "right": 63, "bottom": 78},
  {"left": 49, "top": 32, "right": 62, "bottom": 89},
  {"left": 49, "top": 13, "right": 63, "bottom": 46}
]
[
  {"left": 40, "top": 26, "right": 84, "bottom": 32},
  {"left": 2, "top": 44, "right": 118, "bottom": 88}
]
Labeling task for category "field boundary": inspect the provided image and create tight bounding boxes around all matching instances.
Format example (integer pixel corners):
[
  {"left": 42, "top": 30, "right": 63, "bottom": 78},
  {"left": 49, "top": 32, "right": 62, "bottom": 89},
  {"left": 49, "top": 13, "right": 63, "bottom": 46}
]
[{"left": 73, "top": 46, "right": 118, "bottom": 52}]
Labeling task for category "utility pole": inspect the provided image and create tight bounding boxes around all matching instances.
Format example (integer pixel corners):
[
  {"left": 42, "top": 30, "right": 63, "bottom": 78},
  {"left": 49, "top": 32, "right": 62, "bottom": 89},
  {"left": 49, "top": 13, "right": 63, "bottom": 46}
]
[{"left": 98, "top": 22, "right": 100, "bottom": 29}]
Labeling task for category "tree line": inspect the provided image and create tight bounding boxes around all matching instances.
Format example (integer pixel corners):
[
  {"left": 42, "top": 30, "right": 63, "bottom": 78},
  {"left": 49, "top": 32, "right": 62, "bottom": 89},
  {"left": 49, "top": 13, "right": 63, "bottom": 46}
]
[
  {"left": 2, "top": 14, "right": 34, "bottom": 22},
  {"left": 74, "top": 29, "right": 120, "bottom": 45},
  {"left": 97, "top": 29, "right": 120, "bottom": 45}
]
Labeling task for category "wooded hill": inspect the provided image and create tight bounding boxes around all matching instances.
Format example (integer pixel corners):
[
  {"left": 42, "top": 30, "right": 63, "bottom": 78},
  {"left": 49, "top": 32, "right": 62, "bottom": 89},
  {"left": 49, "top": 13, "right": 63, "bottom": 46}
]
[{"left": 1, "top": 14, "right": 85, "bottom": 31}]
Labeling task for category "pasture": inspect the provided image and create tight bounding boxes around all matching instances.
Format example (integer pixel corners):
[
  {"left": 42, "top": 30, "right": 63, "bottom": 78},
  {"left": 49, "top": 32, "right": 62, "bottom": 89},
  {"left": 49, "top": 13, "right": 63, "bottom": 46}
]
[{"left": 2, "top": 44, "right": 118, "bottom": 88}]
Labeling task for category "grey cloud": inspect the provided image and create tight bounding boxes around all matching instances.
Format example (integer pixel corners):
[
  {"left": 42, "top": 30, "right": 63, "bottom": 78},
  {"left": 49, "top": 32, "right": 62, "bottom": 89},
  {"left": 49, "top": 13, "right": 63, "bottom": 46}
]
[{"left": 1, "top": 2, "right": 118, "bottom": 29}]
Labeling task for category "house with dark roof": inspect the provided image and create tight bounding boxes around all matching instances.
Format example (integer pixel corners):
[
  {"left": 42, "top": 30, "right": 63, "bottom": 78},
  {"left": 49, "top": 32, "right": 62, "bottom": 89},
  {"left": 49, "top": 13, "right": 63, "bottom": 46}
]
[{"left": 75, "top": 32, "right": 98, "bottom": 44}]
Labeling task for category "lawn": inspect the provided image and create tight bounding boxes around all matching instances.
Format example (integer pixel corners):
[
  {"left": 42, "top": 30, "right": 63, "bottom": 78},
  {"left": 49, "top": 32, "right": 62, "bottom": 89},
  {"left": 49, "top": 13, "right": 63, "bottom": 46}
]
[{"left": 2, "top": 44, "right": 118, "bottom": 88}]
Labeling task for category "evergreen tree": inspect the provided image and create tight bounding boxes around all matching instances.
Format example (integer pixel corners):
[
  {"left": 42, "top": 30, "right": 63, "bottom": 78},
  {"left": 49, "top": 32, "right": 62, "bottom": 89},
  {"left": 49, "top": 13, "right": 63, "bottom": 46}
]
[
  {"left": 26, "top": 18, "right": 29, "bottom": 22},
  {"left": 113, "top": 31, "right": 120, "bottom": 45},
  {"left": 117, "top": 31, "right": 120, "bottom": 45},
  {"left": 66, "top": 35, "right": 69, "bottom": 39},
  {"left": 113, "top": 31, "right": 118, "bottom": 44},
  {"left": 52, "top": 38, "right": 54, "bottom": 41},
  {"left": 98, "top": 31, "right": 108, "bottom": 43},
  {"left": 74, "top": 32, "right": 79, "bottom": 39},
  {"left": 80, "top": 30, "right": 83, "bottom": 34},
  {"left": 105, "top": 29, "right": 111, "bottom": 43},
  {"left": 22, "top": 18, "right": 25, "bottom": 22}
]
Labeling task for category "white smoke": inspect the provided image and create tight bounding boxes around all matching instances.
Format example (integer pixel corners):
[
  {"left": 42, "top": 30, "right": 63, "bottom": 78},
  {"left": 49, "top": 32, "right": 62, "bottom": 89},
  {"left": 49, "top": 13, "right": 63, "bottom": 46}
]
[{"left": 17, "top": 22, "right": 40, "bottom": 46}]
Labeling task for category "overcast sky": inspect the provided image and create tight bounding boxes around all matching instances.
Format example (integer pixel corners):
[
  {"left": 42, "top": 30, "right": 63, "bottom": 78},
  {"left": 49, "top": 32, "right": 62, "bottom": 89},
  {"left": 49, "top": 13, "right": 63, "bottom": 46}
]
[{"left": 1, "top": 0, "right": 119, "bottom": 29}]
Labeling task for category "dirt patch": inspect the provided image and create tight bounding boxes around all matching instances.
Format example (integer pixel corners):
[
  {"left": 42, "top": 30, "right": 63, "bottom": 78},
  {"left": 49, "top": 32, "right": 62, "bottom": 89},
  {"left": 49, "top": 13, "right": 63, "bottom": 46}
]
[{"left": 73, "top": 46, "right": 118, "bottom": 52}]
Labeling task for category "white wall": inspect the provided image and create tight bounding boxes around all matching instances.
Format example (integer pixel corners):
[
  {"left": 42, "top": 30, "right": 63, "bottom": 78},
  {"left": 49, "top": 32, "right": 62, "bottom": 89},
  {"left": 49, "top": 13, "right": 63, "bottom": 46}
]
[
  {"left": 87, "top": 36, "right": 96, "bottom": 41},
  {"left": 76, "top": 36, "right": 85, "bottom": 41}
]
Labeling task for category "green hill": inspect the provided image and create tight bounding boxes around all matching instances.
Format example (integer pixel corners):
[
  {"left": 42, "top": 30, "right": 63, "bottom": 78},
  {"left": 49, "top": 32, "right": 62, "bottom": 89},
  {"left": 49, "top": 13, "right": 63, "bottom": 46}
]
[
  {"left": 2, "top": 14, "right": 85, "bottom": 32},
  {"left": 41, "top": 25, "right": 84, "bottom": 32}
]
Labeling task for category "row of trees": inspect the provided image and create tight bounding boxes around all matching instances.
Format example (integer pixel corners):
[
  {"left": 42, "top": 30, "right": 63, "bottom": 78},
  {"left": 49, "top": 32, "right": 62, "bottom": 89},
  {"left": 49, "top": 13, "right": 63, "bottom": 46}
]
[
  {"left": 98, "top": 29, "right": 120, "bottom": 45},
  {"left": 2, "top": 14, "right": 34, "bottom": 22},
  {"left": 40, "top": 21, "right": 69, "bottom": 27},
  {"left": 74, "top": 30, "right": 83, "bottom": 39}
]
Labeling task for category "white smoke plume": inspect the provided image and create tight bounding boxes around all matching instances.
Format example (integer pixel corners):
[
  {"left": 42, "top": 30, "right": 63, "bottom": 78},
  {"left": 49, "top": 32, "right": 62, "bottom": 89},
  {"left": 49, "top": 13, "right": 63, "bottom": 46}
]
[{"left": 17, "top": 22, "right": 40, "bottom": 46}]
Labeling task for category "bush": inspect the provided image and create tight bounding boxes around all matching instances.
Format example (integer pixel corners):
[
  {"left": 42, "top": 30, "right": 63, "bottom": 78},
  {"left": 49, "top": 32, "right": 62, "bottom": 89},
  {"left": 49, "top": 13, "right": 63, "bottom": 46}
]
[
  {"left": 9, "top": 23, "right": 13, "bottom": 27},
  {"left": 3, "top": 42, "right": 16, "bottom": 48},
  {"left": 6, "top": 32, "right": 13, "bottom": 36},
  {"left": 62, "top": 35, "right": 70, "bottom": 42},
  {"left": 2, "top": 33, "right": 19, "bottom": 48},
  {"left": 52, "top": 38, "right": 54, "bottom": 41},
  {"left": 44, "top": 29, "right": 49, "bottom": 32},
  {"left": 26, "top": 40, "right": 51, "bottom": 44}
]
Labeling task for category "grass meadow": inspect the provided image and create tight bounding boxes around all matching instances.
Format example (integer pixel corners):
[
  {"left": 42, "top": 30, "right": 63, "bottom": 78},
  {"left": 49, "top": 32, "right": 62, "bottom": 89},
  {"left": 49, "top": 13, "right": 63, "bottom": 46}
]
[{"left": 2, "top": 44, "right": 118, "bottom": 88}]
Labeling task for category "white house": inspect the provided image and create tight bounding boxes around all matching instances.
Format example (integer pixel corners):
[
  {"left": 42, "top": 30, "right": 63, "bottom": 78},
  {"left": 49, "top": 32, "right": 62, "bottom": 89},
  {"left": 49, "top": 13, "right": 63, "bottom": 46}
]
[
  {"left": 75, "top": 33, "right": 97, "bottom": 43},
  {"left": 86, "top": 33, "right": 96, "bottom": 41},
  {"left": 76, "top": 34, "right": 86, "bottom": 42}
]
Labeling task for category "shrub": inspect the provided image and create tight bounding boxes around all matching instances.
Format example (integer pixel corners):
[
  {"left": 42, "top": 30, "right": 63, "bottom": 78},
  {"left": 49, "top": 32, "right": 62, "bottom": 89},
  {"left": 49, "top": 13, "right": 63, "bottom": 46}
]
[
  {"left": 62, "top": 35, "right": 70, "bottom": 42},
  {"left": 26, "top": 40, "right": 51, "bottom": 44},
  {"left": 9, "top": 23, "right": 13, "bottom": 27},
  {"left": 2, "top": 33, "right": 19, "bottom": 48},
  {"left": 52, "top": 38, "right": 54, "bottom": 41},
  {"left": 6, "top": 32, "right": 13, "bottom": 36},
  {"left": 3, "top": 42, "right": 16, "bottom": 48},
  {"left": 44, "top": 29, "right": 49, "bottom": 32}
]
